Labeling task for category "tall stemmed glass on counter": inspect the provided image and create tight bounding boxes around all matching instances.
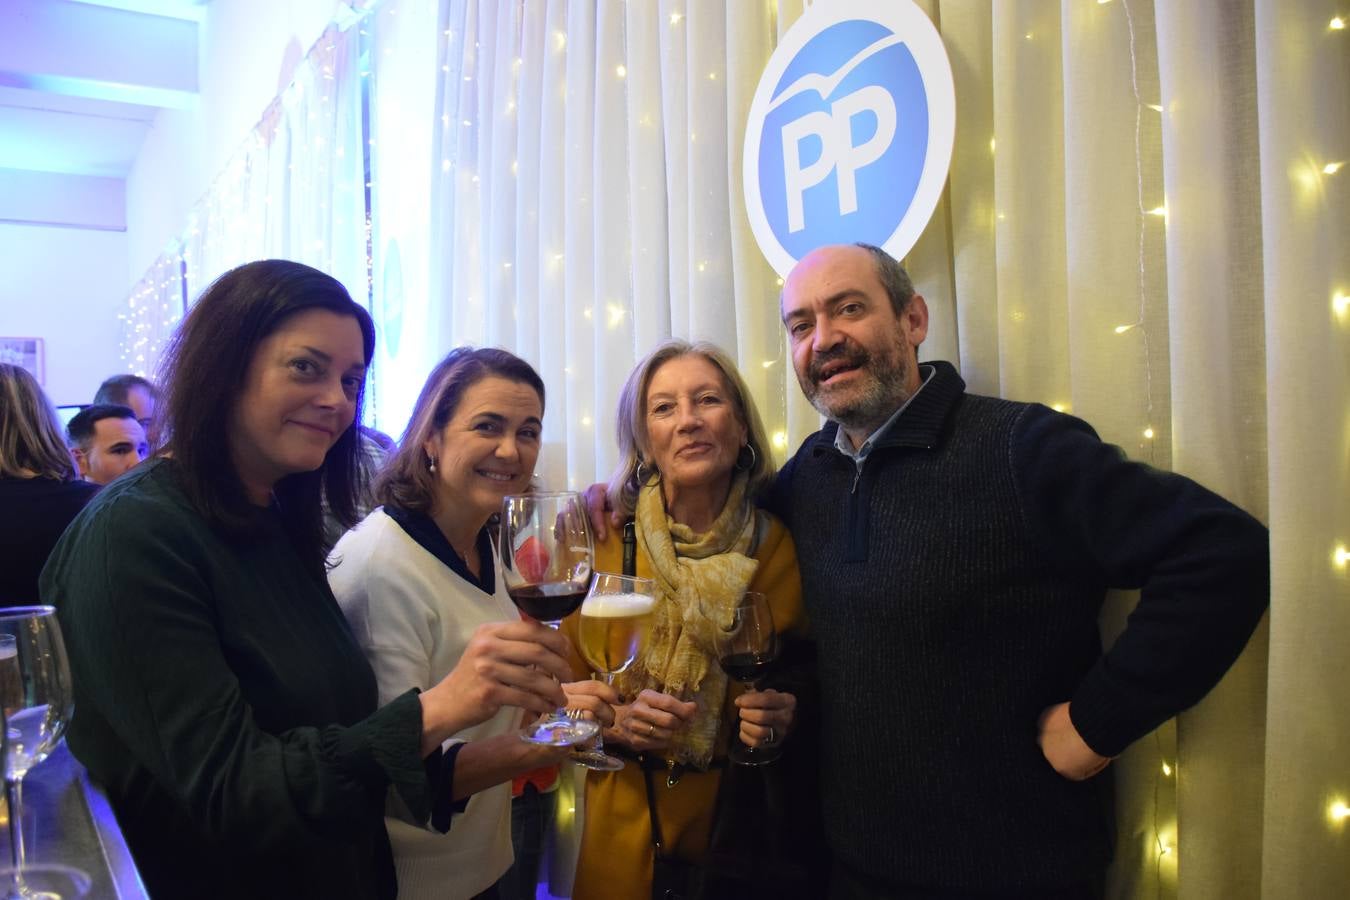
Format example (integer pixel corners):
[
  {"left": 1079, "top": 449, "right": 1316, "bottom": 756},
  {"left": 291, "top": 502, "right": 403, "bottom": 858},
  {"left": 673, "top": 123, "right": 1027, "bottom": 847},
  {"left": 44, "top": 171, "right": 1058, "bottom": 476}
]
[
  {"left": 0, "top": 606, "right": 83, "bottom": 899},
  {"left": 708, "top": 591, "right": 782, "bottom": 766},
  {"left": 572, "top": 572, "right": 657, "bottom": 771},
  {"left": 499, "top": 492, "right": 599, "bottom": 746}
]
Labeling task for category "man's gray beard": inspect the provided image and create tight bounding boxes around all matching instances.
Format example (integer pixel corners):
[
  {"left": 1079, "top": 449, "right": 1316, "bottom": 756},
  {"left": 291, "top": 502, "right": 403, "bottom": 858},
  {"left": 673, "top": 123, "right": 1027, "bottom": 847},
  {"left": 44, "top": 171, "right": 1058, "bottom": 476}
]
[{"left": 803, "top": 354, "right": 911, "bottom": 436}]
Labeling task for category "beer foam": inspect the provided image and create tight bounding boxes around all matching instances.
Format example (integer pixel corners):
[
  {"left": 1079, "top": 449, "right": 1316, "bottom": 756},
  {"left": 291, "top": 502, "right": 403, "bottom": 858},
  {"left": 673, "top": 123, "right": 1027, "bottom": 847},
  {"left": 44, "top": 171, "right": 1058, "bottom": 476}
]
[
  {"left": 0, "top": 644, "right": 15, "bottom": 660},
  {"left": 580, "top": 591, "right": 656, "bottom": 617}
]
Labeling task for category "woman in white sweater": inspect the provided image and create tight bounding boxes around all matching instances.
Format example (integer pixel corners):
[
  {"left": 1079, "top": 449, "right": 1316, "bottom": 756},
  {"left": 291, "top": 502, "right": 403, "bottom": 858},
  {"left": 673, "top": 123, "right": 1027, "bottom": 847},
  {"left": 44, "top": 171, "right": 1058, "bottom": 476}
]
[{"left": 329, "top": 348, "right": 616, "bottom": 899}]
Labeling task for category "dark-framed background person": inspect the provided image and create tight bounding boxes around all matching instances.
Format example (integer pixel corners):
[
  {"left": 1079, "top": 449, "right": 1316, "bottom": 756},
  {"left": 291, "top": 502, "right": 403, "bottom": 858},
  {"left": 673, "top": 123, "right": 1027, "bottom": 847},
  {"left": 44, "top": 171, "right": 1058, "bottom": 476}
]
[
  {"left": 41, "top": 260, "right": 577, "bottom": 900},
  {"left": 564, "top": 339, "right": 820, "bottom": 900},
  {"left": 66, "top": 404, "right": 149, "bottom": 486},
  {"left": 765, "top": 243, "right": 1270, "bottom": 898},
  {"left": 328, "top": 347, "right": 617, "bottom": 900},
  {"left": 0, "top": 364, "right": 99, "bottom": 607},
  {"left": 93, "top": 373, "right": 159, "bottom": 442}
]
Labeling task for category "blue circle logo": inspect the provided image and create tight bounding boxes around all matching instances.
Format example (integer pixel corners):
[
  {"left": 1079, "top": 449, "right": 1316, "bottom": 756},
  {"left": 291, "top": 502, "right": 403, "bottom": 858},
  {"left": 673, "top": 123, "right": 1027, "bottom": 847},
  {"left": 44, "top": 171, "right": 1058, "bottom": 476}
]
[{"left": 744, "top": 1, "right": 954, "bottom": 276}]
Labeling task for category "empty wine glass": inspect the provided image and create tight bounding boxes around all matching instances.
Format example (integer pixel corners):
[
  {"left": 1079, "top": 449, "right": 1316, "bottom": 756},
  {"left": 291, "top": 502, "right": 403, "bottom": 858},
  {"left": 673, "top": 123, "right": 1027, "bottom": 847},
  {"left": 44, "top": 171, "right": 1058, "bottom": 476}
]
[
  {"left": 572, "top": 572, "right": 657, "bottom": 771},
  {"left": 707, "top": 591, "right": 781, "bottom": 766},
  {"left": 0, "top": 607, "right": 79, "bottom": 899},
  {"left": 499, "top": 492, "right": 599, "bottom": 746}
]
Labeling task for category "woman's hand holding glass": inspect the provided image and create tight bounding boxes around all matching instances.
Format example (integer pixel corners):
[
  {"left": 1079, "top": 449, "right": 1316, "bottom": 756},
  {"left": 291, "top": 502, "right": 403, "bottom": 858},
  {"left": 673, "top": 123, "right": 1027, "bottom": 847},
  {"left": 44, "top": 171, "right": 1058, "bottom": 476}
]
[
  {"left": 607, "top": 689, "right": 698, "bottom": 753},
  {"left": 417, "top": 619, "right": 574, "bottom": 756},
  {"left": 734, "top": 688, "right": 796, "bottom": 749}
]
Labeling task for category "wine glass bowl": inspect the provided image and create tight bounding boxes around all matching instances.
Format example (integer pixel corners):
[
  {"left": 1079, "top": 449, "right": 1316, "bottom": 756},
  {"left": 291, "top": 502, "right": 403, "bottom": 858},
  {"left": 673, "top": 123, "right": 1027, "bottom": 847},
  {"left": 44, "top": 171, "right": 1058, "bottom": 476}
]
[
  {"left": 499, "top": 492, "right": 599, "bottom": 747},
  {"left": 573, "top": 572, "right": 657, "bottom": 771},
  {"left": 708, "top": 591, "right": 781, "bottom": 766}
]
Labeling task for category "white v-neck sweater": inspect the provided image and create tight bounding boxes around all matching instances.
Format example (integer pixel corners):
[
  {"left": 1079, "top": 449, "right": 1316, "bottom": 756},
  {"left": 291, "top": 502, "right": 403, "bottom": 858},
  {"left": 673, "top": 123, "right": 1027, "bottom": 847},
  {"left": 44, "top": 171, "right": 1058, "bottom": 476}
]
[{"left": 330, "top": 508, "right": 520, "bottom": 900}]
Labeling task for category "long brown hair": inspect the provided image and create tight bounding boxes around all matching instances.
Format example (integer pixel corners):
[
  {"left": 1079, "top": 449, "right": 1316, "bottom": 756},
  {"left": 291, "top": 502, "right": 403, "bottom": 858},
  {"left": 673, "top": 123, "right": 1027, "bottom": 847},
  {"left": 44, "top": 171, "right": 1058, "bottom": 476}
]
[
  {"left": 0, "top": 364, "right": 76, "bottom": 481},
  {"left": 377, "top": 347, "right": 545, "bottom": 514},
  {"left": 157, "top": 260, "right": 376, "bottom": 566}
]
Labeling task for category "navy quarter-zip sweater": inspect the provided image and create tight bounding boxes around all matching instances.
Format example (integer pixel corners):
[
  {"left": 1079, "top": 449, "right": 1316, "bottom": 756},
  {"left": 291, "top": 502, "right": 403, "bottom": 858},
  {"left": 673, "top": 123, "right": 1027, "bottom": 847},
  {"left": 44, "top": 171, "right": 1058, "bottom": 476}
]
[{"left": 769, "top": 361, "right": 1269, "bottom": 892}]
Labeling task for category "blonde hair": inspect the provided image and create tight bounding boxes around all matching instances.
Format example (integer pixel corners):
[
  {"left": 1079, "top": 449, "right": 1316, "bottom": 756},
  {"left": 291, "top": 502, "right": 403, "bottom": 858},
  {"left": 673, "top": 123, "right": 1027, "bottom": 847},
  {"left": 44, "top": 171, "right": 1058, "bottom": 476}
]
[
  {"left": 607, "top": 340, "right": 776, "bottom": 517},
  {"left": 0, "top": 364, "right": 77, "bottom": 481}
]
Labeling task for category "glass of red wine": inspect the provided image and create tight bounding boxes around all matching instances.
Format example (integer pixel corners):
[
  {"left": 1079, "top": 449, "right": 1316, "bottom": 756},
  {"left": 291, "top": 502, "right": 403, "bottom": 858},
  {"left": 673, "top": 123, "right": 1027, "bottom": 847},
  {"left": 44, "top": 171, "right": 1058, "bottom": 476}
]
[
  {"left": 710, "top": 591, "right": 781, "bottom": 766},
  {"left": 500, "top": 491, "right": 599, "bottom": 746}
]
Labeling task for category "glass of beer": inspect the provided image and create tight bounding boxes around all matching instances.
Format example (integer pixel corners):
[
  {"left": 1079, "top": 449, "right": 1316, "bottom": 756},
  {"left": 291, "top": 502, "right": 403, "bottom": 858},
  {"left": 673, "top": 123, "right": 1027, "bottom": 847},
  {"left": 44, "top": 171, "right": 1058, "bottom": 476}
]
[{"left": 572, "top": 572, "right": 657, "bottom": 771}]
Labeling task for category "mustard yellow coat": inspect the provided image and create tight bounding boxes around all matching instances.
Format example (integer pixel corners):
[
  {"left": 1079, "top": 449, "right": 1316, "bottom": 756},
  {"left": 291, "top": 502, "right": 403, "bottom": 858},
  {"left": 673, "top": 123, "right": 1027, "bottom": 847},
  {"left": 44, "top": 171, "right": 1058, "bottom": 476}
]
[{"left": 562, "top": 514, "right": 805, "bottom": 900}]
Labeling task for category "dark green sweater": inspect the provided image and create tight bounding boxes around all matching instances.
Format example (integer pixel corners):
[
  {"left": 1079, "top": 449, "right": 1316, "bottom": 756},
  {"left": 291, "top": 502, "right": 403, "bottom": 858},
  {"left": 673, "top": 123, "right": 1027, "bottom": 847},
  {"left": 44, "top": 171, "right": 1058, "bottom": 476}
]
[
  {"left": 769, "top": 361, "right": 1269, "bottom": 893},
  {"left": 41, "top": 459, "right": 432, "bottom": 899}
]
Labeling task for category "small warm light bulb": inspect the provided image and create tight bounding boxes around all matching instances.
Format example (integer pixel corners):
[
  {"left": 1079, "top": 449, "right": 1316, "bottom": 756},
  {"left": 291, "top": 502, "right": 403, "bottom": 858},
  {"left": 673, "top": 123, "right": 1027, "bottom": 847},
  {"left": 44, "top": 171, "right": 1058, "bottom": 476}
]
[
  {"left": 772, "top": 431, "right": 788, "bottom": 450},
  {"left": 1160, "top": 844, "right": 1174, "bottom": 857},
  {"left": 1147, "top": 205, "right": 1168, "bottom": 219},
  {"left": 582, "top": 307, "right": 593, "bottom": 320},
  {"left": 606, "top": 304, "right": 626, "bottom": 328},
  {"left": 1143, "top": 427, "right": 1155, "bottom": 440},
  {"left": 989, "top": 137, "right": 996, "bottom": 154},
  {"left": 708, "top": 71, "right": 717, "bottom": 81},
  {"left": 1051, "top": 403, "right": 1068, "bottom": 413},
  {"left": 1146, "top": 103, "right": 1164, "bottom": 112},
  {"left": 615, "top": 64, "right": 627, "bottom": 79},
  {"left": 1333, "top": 292, "right": 1350, "bottom": 316},
  {"left": 1324, "top": 162, "right": 1344, "bottom": 175},
  {"left": 761, "top": 360, "right": 775, "bottom": 368},
  {"left": 1330, "top": 800, "right": 1350, "bottom": 823},
  {"left": 1333, "top": 545, "right": 1349, "bottom": 569},
  {"left": 1024, "top": 31, "right": 1034, "bottom": 40},
  {"left": 669, "top": 11, "right": 683, "bottom": 25},
  {"left": 1330, "top": 16, "right": 1346, "bottom": 30},
  {"left": 1162, "top": 762, "right": 1173, "bottom": 776},
  {"left": 697, "top": 261, "right": 707, "bottom": 273},
  {"left": 1113, "top": 323, "right": 1137, "bottom": 334},
  {"left": 580, "top": 416, "right": 593, "bottom": 427},
  {"left": 776, "top": 277, "right": 785, "bottom": 286}
]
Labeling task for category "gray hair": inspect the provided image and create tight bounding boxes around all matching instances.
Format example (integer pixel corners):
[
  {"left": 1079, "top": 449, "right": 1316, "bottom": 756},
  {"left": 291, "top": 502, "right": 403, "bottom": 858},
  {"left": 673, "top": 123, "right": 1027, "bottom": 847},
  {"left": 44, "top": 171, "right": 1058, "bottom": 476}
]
[{"left": 854, "top": 242, "right": 916, "bottom": 315}]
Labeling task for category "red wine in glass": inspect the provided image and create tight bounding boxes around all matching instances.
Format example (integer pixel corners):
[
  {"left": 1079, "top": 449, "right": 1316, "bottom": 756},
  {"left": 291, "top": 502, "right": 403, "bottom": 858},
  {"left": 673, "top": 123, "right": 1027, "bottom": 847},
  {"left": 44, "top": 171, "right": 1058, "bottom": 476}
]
[
  {"left": 500, "top": 491, "right": 598, "bottom": 746},
  {"left": 506, "top": 585, "right": 589, "bottom": 623},
  {"left": 710, "top": 591, "right": 782, "bottom": 766}
]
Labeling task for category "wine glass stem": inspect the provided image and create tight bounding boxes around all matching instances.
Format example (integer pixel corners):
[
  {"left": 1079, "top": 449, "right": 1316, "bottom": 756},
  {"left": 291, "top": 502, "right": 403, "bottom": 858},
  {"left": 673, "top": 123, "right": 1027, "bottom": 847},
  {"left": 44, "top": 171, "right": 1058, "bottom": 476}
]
[{"left": 5, "top": 775, "right": 27, "bottom": 896}]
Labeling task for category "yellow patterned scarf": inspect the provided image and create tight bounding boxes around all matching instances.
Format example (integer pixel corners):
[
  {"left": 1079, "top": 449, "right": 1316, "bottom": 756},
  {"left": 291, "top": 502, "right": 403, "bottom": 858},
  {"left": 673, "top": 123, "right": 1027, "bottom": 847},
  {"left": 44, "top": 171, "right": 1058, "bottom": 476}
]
[{"left": 612, "top": 473, "right": 759, "bottom": 769}]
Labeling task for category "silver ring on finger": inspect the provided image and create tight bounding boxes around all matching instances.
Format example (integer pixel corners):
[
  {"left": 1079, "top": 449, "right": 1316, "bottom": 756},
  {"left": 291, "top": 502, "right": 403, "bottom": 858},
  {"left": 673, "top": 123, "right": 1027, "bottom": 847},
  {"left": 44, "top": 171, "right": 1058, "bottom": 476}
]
[{"left": 647, "top": 722, "right": 657, "bottom": 738}]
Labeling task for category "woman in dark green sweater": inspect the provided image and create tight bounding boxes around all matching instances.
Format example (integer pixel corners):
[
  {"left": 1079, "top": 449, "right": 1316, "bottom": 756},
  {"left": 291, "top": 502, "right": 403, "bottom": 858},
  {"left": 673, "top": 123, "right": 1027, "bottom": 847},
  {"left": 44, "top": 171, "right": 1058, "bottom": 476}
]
[{"left": 41, "top": 260, "right": 576, "bottom": 898}]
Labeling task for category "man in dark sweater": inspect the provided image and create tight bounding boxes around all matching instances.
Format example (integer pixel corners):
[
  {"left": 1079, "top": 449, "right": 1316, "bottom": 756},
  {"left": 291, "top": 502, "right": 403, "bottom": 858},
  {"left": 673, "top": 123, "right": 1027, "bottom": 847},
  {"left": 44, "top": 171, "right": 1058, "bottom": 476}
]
[{"left": 770, "top": 243, "right": 1269, "bottom": 897}]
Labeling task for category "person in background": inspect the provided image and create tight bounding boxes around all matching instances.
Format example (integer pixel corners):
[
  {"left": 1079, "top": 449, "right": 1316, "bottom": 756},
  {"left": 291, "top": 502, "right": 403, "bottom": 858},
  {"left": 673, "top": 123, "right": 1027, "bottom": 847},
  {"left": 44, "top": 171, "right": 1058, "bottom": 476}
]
[
  {"left": 566, "top": 339, "right": 811, "bottom": 900},
  {"left": 94, "top": 373, "right": 158, "bottom": 441},
  {"left": 42, "top": 260, "right": 576, "bottom": 899},
  {"left": 0, "top": 363, "right": 98, "bottom": 607},
  {"left": 66, "top": 403, "right": 149, "bottom": 485},
  {"left": 329, "top": 347, "right": 616, "bottom": 900}
]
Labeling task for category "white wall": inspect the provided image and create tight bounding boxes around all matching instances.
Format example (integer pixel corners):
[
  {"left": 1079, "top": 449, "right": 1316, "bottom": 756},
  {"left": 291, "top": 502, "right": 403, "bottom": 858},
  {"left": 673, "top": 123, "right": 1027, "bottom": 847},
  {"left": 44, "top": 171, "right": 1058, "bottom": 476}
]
[
  {"left": 126, "top": 0, "right": 342, "bottom": 281},
  {"left": 0, "top": 222, "right": 129, "bottom": 406}
]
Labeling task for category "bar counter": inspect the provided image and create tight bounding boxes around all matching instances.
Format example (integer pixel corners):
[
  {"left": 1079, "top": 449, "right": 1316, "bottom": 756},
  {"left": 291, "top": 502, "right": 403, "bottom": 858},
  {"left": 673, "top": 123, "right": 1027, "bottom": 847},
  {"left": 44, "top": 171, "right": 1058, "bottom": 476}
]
[{"left": 1, "top": 742, "right": 147, "bottom": 899}]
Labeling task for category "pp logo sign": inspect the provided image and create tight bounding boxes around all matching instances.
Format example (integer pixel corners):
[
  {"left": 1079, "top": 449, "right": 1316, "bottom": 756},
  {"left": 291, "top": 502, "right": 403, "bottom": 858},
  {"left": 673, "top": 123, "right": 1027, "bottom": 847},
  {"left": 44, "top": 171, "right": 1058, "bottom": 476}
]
[{"left": 743, "top": 0, "right": 955, "bottom": 276}]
